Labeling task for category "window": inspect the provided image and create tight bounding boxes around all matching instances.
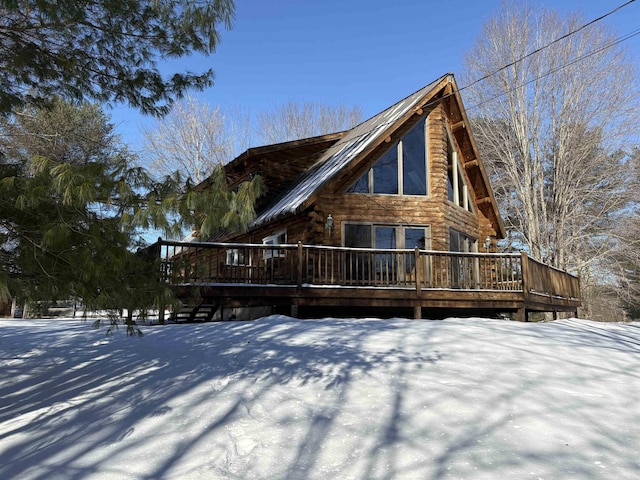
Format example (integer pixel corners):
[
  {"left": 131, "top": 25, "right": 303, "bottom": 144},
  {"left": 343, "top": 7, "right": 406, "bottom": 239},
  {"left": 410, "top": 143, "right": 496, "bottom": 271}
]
[
  {"left": 450, "top": 229, "right": 478, "bottom": 288},
  {"left": 373, "top": 148, "right": 399, "bottom": 194},
  {"left": 344, "top": 223, "right": 431, "bottom": 250},
  {"left": 344, "top": 223, "right": 431, "bottom": 283},
  {"left": 344, "top": 224, "right": 372, "bottom": 248},
  {"left": 348, "top": 117, "right": 428, "bottom": 196},
  {"left": 263, "top": 230, "right": 286, "bottom": 260},
  {"left": 405, "top": 228, "right": 429, "bottom": 250},
  {"left": 226, "top": 249, "right": 247, "bottom": 266},
  {"left": 375, "top": 226, "right": 396, "bottom": 249},
  {"left": 449, "top": 229, "right": 477, "bottom": 253},
  {"left": 402, "top": 119, "right": 427, "bottom": 195},
  {"left": 446, "top": 129, "right": 473, "bottom": 212}
]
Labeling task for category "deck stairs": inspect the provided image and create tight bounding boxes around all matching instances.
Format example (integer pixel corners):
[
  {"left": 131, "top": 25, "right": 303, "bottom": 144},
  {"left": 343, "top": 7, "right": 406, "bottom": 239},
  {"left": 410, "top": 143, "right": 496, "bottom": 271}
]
[{"left": 170, "top": 302, "right": 219, "bottom": 323}]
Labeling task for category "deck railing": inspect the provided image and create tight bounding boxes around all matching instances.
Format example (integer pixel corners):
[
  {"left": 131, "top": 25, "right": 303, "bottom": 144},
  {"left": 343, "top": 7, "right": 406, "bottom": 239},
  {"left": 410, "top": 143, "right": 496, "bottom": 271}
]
[
  {"left": 523, "top": 254, "right": 581, "bottom": 301},
  {"left": 154, "top": 240, "right": 580, "bottom": 301}
]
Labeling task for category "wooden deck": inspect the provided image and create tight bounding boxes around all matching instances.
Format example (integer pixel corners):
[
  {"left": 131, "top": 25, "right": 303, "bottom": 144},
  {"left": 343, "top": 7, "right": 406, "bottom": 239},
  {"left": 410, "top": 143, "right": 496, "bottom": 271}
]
[{"left": 155, "top": 240, "right": 581, "bottom": 321}]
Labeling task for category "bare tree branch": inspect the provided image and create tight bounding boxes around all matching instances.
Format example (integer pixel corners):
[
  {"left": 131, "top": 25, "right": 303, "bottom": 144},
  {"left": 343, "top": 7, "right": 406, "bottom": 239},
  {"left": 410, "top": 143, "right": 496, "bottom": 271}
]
[
  {"left": 461, "top": 1, "right": 640, "bottom": 317},
  {"left": 256, "top": 101, "right": 362, "bottom": 144}
]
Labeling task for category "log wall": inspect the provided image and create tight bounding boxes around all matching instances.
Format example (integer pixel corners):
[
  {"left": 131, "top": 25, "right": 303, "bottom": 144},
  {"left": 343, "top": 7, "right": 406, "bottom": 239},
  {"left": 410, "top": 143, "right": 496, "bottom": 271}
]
[{"left": 221, "top": 103, "right": 499, "bottom": 253}]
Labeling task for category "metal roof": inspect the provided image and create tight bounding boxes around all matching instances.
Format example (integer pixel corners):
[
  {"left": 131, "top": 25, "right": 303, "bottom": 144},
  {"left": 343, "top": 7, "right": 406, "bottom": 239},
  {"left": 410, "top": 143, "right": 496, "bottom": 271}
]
[{"left": 250, "top": 73, "right": 451, "bottom": 228}]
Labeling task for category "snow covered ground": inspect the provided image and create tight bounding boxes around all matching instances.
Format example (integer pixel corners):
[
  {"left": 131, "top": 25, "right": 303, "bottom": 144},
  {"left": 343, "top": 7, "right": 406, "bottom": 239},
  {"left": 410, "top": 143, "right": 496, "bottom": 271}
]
[{"left": 1, "top": 316, "right": 639, "bottom": 480}]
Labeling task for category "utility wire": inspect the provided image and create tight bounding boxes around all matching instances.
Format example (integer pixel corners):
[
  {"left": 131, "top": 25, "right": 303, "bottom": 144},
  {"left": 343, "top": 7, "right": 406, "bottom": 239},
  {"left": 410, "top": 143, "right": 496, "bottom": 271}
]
[
  {"left": 461, "top": 0, "right": 637, "bottom": 93},
  {"left": 325, "top": 0, "right": 639, "bottom": 151},
  {"left": 468, "top": 27, "right": 640, "bottom": 111},
  {"left": 201, "top": 1, "right": 640, "bottom": 245},
  {"left": 231, "top": 0, "right": 639, "bottom": 191}
]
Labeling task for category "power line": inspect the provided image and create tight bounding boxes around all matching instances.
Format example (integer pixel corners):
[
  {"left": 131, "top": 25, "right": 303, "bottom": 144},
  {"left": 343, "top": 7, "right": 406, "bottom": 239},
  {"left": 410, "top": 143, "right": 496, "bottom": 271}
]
[
  {"left": 337, "top": 0, "right": 639, "bottom": 148},
  {"left": 461, "top": 0, "right": 637, "bottom": 93},
  {"left": 467, "top": 27, "right": 640, "bottom": 111},
  {"left": 233, "top": 0, "right": 640, "bottom": 192}
]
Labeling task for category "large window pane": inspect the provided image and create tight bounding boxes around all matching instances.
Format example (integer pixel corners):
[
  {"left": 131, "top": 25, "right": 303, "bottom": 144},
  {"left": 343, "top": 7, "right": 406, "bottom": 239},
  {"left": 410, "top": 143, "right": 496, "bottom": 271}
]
[
  {"left": 402, "top": 118, "right": 427, "bottom": 195},
  {"left": 373, "top": 146, "right": 398, "bottom": 194},
  {"left": 344, "top": 224, "right": 372, "bottom": 283},
  {"left": 447, "top": 141, "right": 455, "bottom": 202},
  {"left": 375, "top": 227, "right": 396, "bottom": 282},
  {"left": 344, "top": 224, "right": 372, "bottom": 248},
  {"left": 374, "top": 227, "right": 396, "bottom": 249},
  {"left": 449, "top": 229, "right": 461, "bottom": 252},
  {"left": 348, "top": 170, "right": 369, "bottom": 193},
  {"left": 404, "top": 228, "right": 426, "bottom": 275},
  {"left": 406, "top": 228, "right": 429, "bottom": 250}
]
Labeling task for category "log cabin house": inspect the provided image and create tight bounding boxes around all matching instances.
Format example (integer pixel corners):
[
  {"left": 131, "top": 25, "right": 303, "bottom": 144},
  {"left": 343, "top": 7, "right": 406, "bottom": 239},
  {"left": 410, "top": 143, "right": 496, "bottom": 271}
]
[{"left": 156, "top": 73, "right": 580, "bottom": 322}]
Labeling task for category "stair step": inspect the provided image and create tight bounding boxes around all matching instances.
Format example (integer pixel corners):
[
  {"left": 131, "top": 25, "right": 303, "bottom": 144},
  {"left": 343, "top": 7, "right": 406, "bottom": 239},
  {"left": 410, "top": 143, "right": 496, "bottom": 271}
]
[{"left": 170, "top": 303, "right": 219, "bottom": 323}]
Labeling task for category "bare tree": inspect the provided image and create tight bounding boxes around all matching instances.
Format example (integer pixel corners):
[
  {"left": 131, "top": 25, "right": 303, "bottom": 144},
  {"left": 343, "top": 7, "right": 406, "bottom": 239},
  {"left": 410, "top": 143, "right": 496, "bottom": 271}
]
[
  {"left": 256, "top": 101, "right": 362, "bottom": 144},
  {"left": 461, "top": 1, "right": 640, "bottom": 315},
  {"left": 142, "top": 95, "right": 248, "bottom": 183},
  {"left": 143, "top": 97, "right": 362, "bottom": 182},
  {"left": 612, "top": 148, "right": 640, "bottom": 319}
]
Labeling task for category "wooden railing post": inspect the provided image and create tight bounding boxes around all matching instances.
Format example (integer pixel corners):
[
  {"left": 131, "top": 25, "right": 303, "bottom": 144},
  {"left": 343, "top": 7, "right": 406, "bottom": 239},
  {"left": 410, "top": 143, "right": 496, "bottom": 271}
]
[
  {"left": 520, "top": 251, "right": 530, "bottom": 300},
  {"left": 297, "top": 241, "right": 303, "bottom": 290},
  {"left": 515, "top": 251, "right": 528, "bottom": 322},
  {"left": 414, "top": 247, "right": 421, "bottom": 294},
  {"left": 155, "top": 237, "right": 166, "bottom": 325}
]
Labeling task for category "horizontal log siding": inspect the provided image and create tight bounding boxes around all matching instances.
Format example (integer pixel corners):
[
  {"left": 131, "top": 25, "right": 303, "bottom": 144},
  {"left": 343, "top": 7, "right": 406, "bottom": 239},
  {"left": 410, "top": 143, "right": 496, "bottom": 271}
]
[
  {"left": 314, "top": 104, "right": 490, "bottom": 251},
  {"left": 324, "top": 194, "right": 442, "bottom": 240},
  {"left": 219, "top": 104, "right": 498, "bottom": 254}
]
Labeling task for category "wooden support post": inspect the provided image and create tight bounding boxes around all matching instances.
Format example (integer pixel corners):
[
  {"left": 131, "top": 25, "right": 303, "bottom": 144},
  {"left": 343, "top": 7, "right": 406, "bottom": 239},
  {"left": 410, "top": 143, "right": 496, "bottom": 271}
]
[
  {"left": 413, "top": 306, "right": 422, "bottom": 320},
  {"left": 520, "top": 251, "right": 530, "bottom": 301},
  {"left": 297, "top": 241, "right": 303, "bottom": 290},
  {"left": 464, "top": 159, "right": 479, "bottom": 169},
  {"left": 517, "top": 308, "right": 526, "bottom": 322},
  {"left": 291, "top": 304, "right": 299, "bottom": 318},
  {"left": 452, "top": 151, "right": 459, "bottom": 205},
  {"left": 414, "top": 247, "right": 421, "bottom": 294},
  {"left": 451, "top": 120, "right": 465, "bottom": 131}
]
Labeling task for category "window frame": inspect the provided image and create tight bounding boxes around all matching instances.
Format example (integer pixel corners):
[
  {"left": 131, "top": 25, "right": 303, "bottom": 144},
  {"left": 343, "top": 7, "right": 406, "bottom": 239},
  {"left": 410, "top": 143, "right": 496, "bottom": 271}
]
[
  {"left": 449, "top": 228, "right": 478, "bottom": 253},
  {"left": 446, "top": 125, "right": 474, "bottom": 213},
  {"left": 343, "top": 222, "right": 432, "bottom": 283},
  {"left": 343, "top": 222, "right": 432, "bottom": 250},
  {"left": 225, "top": 248, "right": 248, "bottom": 266},
  {"left": 262, "top": 229, "right": 287, "bottom": 260},
  {"left": 347, "top": 116, "right": 429, "bottom": 197}
]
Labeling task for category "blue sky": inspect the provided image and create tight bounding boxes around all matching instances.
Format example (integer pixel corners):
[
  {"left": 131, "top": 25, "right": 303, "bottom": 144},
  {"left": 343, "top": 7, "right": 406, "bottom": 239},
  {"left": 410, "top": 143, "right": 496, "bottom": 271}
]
[{"left": 110, "top": 0, "right": 640, "bottom": 150}]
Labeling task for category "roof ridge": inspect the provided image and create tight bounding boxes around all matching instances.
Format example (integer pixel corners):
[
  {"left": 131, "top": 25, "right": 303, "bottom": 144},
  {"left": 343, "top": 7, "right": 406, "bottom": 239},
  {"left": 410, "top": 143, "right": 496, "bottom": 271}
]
[{"left": 250, "top": 74, "right": 453, "bottom": 228}]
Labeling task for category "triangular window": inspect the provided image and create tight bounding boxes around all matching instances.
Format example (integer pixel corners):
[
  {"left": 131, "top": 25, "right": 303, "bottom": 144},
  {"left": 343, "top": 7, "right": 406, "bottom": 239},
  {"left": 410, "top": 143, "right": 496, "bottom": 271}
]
[{"left": 348, "top": 117, "right": 428, "bottom": 196}]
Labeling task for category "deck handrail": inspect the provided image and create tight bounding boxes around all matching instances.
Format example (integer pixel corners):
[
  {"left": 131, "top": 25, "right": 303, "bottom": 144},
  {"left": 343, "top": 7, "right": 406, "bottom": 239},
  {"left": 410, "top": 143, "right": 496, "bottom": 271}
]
[
  {"left": 152, "top": 239, "right": 580, "bottom": 301},
  {"left": 155, "top": 239, "right": 522, "bottom": 257},
  {"left": 522, "top": 252, "right": 581, "bottom": 301}
]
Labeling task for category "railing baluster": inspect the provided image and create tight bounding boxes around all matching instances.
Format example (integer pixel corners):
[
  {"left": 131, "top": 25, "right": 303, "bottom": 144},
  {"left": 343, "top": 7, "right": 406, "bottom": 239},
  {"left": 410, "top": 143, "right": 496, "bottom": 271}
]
[{"left": 154, "top": 240, "right": 579, "bottom": 304}]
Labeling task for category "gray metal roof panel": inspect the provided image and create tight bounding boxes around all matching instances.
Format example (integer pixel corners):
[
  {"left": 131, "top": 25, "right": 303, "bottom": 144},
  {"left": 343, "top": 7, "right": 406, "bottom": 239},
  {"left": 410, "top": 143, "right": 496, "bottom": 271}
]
[{"left": 250, "top": 74, "right": 450, "bottom": 228}]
